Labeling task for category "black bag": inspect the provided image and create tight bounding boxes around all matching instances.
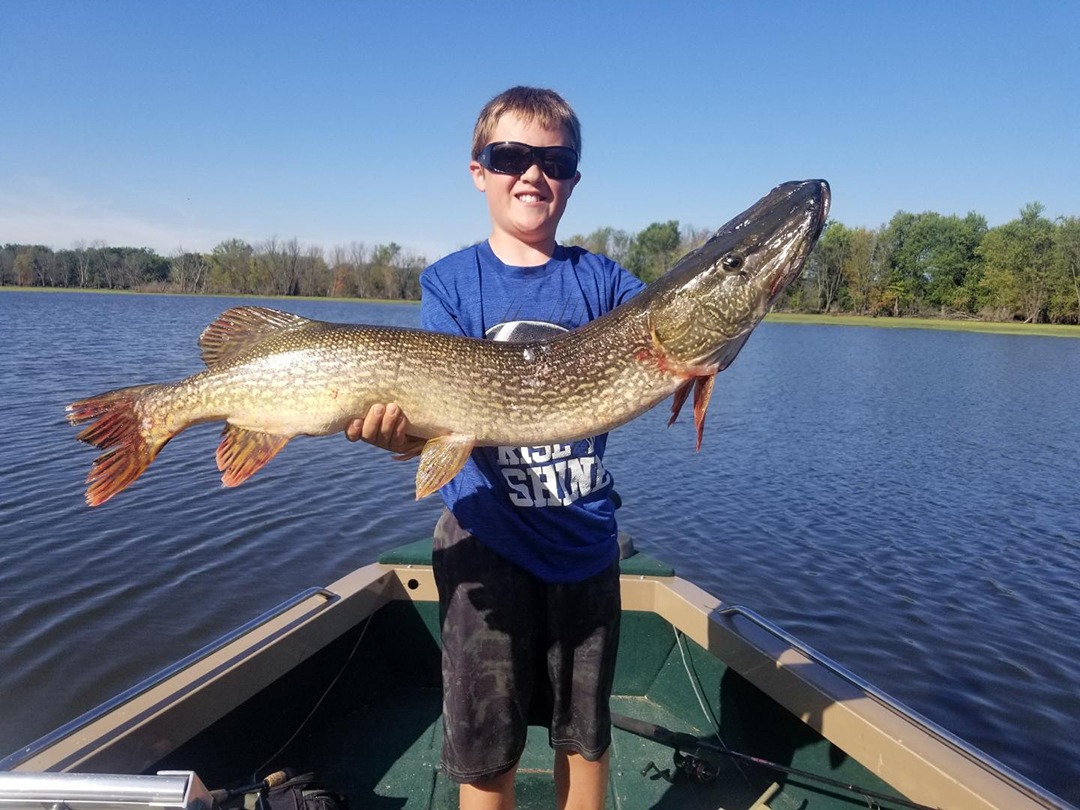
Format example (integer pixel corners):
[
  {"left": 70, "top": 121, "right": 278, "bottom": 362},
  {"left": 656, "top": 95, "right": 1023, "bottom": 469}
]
[{"left": 256, "top": 772, "right": 346, "bottom": 810}]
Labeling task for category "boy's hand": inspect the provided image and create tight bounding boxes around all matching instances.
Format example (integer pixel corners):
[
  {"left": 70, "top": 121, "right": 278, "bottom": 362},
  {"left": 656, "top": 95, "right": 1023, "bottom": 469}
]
[{"left": 345, "top": 403, "right": 426, "bottom": 460}]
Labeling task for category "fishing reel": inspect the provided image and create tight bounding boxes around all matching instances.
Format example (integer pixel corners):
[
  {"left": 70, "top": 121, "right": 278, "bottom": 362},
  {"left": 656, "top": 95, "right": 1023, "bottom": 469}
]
[{"left": 640, "top": 749, "right": 719, "bottom": 784}]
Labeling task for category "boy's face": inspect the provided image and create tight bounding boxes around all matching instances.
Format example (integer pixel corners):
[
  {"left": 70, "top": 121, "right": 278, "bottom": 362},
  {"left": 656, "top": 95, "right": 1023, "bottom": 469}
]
[{"left": 470, "top": 113, "right": 580, "bottom": 257}]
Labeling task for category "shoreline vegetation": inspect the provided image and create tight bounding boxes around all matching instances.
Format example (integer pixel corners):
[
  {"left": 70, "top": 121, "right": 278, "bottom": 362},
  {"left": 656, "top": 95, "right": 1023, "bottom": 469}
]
[
  {"left": 766, "top": 311, "right": 1079, "bottom": 338},
  {"left": 4, "top": 199, "right": 1079, "bottom": 326},
  {"left": 5, "top": 285, "right": 1076, "bottom": 339}
]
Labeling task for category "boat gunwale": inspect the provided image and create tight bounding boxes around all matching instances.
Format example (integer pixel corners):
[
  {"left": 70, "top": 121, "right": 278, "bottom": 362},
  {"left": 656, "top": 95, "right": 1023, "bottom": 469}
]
[
  {"left": 3, "top": 564, "right": 400, "bottom": 774},
  {"left": 618, "top": 571, "right": 1074, "bottom": 810},
  {"left": 0, "top": 588, "right": 340, "bottom": 773}
]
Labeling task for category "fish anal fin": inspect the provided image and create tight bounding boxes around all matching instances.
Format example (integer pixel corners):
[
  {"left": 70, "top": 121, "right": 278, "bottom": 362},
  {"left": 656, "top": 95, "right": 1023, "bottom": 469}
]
[
  {"left": 668, "top": 379, "right": 693, "bottom": 427},
  {"left": 692, "top": 375, "right": 716, "bottom": 451},
  {"left": 216, "top": 425, "right": 290, "bottom": 487},
  {"left": 199, "top": 306, "right": 312, "bottom": 368},
  {"left": 415, "top": 434, "right": 475, "bottom": 500}
]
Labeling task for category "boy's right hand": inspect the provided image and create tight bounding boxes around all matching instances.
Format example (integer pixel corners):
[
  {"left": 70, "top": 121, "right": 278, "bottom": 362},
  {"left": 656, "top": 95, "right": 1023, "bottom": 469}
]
[{"left": 345, "top": 403, "right": 426, "bottom": 460}]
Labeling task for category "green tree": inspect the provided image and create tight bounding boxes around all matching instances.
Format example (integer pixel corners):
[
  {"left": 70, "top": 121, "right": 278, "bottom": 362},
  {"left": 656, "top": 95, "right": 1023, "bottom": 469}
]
[
  {"left": 625, "top": 220, "right": 680, "bottom": 283},
  {"left": 843, "top": 227, "right": 884, "bottom": 315},
  {"left": 923, "top": 213, "right": 987, "bottom": 312},
  {"left": 296, "top": 245, "right": 330, "bottom": 297},
  {"left": 10, "top": 245, "right": 58, "bottom": 287},
  {"left": 207, "top": 239, "right": 255, "bottom": 294},
  {"left": 117, "top": 247, "right": 169, "bottom": 288},
  {"left": 976, "top": 203, "right": 1055, "bottom": 322},
  {"left": 877, "top": 211, "right": 985, "bottom": 315},
  {"left": 565, "top": 226, "right": 632, "bottom": 265},
  {"left": 1050, "top": 217, "right": 1080, "bottom": 323},
  {"left": 805, "top": 221, "right": 850, "bottom": 312}
]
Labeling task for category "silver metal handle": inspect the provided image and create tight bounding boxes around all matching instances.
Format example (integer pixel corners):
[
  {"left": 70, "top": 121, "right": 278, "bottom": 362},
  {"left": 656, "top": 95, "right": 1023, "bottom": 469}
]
[{"left": 0, "top": 770, "right": 212, "bottom": 809}]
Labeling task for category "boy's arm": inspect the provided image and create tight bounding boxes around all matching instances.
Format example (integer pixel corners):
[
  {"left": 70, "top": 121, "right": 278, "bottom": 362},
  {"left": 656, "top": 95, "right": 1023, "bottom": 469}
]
[{"left": 612, "top": 260, "right": 647, "bottom": 307}]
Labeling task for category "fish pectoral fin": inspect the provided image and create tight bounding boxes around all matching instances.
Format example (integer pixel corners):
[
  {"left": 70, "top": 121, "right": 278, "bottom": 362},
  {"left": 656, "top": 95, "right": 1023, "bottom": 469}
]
[
  {"left": 216, "top": 425, "right": 290, "bottom": 487},
  {"left": 415, "top": 434, "right": 475, "bottom": 500},
  {"left": 692, "top": 374, "right": 716, "bottom": 452},
  {"left": 667, "top": 374, "right": 717, "bottom": 451}
]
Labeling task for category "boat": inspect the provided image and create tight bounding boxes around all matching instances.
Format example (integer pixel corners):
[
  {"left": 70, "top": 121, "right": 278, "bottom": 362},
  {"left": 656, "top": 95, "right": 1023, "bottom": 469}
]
[{"left": 0, "top": 537, "right": 1073, "bottom": 810}]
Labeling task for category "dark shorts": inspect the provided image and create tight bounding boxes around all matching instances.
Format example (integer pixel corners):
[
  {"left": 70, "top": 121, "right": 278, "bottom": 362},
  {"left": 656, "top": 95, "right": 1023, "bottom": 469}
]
[{"left": 432, "top": 514, "right": 621, "bottom": 784}]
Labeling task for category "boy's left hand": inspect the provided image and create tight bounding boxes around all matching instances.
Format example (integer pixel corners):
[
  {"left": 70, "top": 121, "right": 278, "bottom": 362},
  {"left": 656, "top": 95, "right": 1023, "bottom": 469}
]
[{"left": 345, "top": 403, "right": 426, "bottom": 460}]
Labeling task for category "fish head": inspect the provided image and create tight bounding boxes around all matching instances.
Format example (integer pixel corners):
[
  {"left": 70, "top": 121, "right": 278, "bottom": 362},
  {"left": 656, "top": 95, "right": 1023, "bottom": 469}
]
[{"left": 653, "top": 179, "right": 830, "bottom": 367}]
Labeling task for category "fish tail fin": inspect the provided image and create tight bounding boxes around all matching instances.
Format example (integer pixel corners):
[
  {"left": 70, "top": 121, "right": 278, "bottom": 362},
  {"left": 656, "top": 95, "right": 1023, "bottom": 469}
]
[{"left": 66, "top": 384, "right": 174, "bottom": 507}]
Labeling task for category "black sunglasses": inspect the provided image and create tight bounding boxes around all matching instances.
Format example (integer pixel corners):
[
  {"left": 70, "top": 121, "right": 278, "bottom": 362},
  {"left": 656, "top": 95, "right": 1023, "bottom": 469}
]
[{"left": 477, "top": 141, "right": 579, "bottom": 180}]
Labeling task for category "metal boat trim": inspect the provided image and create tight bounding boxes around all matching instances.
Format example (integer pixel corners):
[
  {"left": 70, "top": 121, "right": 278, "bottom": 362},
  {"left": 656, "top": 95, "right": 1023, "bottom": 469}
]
[{"left": 715, "top": 604, "right": 1069, "bottom": 810}]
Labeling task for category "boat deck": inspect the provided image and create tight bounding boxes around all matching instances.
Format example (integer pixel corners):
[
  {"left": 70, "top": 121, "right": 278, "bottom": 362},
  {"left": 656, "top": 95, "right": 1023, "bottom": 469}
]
[
  {"left": 153, "top": 588, "right": 890, "bottom": 810},
  {"left": 300, "top": 686, "right": 761, "bottom": 809}
]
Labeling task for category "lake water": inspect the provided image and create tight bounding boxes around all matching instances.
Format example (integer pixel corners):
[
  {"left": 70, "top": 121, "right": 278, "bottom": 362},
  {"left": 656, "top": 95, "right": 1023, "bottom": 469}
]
[{"left": 1, "top": 290, "right": 1078, "bottom": 803}]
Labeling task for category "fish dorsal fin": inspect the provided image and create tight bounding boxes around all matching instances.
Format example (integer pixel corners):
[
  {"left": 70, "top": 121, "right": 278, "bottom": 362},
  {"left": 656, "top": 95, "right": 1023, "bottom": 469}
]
[{"left": 198, "top": 306, "right": 312, "bottom": 367}]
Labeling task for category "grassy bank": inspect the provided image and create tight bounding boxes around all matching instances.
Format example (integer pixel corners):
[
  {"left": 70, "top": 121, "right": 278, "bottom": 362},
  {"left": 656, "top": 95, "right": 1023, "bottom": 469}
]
[{"left": 767, "top": 312, "right": 1080, "bottom": 339}]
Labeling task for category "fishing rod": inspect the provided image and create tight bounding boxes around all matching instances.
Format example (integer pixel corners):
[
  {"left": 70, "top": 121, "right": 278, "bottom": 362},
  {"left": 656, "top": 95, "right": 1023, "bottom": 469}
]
[
  {"left": 611, "top": 712, "right": 942, "bottom": 810},
  {"left": 209, "top": 770, "right": 291, "bottom": 805}
]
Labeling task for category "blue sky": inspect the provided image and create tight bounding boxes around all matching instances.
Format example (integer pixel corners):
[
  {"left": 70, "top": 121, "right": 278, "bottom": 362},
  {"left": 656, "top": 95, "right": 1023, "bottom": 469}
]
[{"left": 2, "top": 1, "right": 1077, "bottom": 262}]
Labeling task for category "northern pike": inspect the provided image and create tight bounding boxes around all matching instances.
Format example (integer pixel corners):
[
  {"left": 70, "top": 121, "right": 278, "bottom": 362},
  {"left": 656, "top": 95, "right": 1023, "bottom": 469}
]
[{"left": 68, "top": 179, "right": 829, "bottom": 506}]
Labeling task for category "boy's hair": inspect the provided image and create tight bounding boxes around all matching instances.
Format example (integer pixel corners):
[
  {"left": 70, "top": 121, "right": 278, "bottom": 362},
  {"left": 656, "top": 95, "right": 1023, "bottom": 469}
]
[{"left": 471, "top": 86, "right": 582, "bottom": 161}]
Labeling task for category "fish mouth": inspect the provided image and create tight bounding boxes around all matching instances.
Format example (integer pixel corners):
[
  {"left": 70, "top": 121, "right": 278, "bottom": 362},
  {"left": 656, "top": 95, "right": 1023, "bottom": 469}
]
[
  {"left": 738, "top": 179, "right": 830, "bottom": 242},
  {"left": 744, "top": 180, "right": 830, "bottom": 301}
]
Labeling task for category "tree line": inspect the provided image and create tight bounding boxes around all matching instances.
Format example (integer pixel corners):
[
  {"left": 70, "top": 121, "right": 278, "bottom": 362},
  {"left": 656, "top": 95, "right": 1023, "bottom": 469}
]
[
  {"left": 0, "top": 237, "right": 426, "bottom": 300},
  {"left": 4, "top": 201, "right": 1079, "bottom": 324},
  {"left": 565, "top": 203, "right": 1080, "bottom": 324},
  {"left": 784, "top": 204, "right": 1080, "bottom": 324}
]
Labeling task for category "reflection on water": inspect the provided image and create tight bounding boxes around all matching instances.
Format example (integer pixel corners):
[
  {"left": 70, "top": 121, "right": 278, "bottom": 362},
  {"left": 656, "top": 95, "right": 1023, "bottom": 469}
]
[{"left": 1, "top": 291, "right": 1077, "bottom": 801}]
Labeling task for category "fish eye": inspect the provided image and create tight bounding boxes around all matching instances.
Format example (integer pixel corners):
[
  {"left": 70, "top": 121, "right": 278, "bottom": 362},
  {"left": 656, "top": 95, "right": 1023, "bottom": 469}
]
[{"left": 722, "top": 254, "right": 744, "bottom": 271}]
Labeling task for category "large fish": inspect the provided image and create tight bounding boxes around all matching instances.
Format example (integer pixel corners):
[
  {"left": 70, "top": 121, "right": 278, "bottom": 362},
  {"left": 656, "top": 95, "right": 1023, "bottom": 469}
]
[{"left": 68, "top": 179, "right": 829, "bottom": 506}]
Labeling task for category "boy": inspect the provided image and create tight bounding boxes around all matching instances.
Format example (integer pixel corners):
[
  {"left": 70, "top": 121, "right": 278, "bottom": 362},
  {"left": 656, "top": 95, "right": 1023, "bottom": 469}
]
[{"left": 347, "top": 86, "right": 644, "bottom": 809}]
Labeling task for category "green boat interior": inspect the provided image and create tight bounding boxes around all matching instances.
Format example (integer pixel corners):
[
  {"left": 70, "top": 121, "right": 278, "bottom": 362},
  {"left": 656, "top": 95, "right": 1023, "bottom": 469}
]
[{"left": 149, "top": 540, "right": 911, "bottom": 810}]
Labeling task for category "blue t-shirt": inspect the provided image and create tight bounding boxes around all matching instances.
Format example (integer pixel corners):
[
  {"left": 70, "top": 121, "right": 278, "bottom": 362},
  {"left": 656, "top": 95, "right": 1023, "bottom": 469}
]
[{"left": 421, "top": 240, "right": 645, "bottom": 583}]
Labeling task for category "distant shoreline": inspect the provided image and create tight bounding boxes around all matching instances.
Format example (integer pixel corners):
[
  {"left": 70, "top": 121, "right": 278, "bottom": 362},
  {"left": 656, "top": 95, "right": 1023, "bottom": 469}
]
[
  {"left": 767, "top": 311, "right": 1080, "bottom": 339},
  {"left": 4, "top": 286, "right": 1076, "bottom": 338},
  {"left": 0, "top": 285, "right": 417, "bottom": 307}
]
